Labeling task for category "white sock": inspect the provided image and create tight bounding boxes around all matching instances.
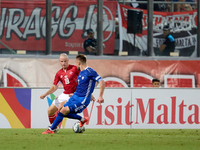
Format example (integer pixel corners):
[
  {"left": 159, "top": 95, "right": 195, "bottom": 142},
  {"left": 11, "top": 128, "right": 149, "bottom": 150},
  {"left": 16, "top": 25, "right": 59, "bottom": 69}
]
[
  {"left": 80, "top": 117, "right": 85, "bottom": 122},
  {"left": 48, "top": 127, "right": 53, "bottom": 131}
]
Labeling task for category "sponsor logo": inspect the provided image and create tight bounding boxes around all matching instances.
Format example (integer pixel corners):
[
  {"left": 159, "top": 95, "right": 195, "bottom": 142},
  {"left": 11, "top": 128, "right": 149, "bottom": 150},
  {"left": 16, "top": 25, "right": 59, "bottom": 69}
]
[{"left": 83, "top": 96, "right": 200, "bottom": 126}]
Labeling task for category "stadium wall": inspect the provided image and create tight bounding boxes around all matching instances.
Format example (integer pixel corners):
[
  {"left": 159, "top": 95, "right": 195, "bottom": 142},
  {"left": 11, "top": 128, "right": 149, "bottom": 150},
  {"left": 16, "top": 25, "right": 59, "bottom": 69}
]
[
  {"left": 1, "top": 57, "right": 200, "bottom": 88},
  {"left": 0, "top": 88, "right": 200, "bottom": 129}
]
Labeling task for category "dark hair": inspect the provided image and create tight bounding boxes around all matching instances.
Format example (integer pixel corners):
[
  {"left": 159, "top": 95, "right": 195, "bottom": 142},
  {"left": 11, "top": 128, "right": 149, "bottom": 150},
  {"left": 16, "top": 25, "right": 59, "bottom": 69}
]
[
  {"left": 152, "top": 78, "right": 160, "bottom": 83},
  {"left": 87, "top": 28, "right": 94, "bottom": 34},
  {"left": 76, "top": 54, "right": 87, "bottom": 64}
]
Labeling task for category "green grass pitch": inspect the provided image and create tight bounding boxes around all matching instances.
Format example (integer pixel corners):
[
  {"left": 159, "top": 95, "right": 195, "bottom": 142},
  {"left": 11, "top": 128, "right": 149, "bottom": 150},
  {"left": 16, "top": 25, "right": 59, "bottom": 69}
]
[{"left": 0, "top": 129, "right": 200, "bottom": 150}]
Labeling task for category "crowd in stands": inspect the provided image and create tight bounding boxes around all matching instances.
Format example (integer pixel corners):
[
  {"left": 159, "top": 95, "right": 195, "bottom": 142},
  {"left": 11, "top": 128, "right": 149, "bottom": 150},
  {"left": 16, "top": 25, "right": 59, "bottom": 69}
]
[
  {"left": 126, "top": 0, "right": 197, "bottom": 12},
  {"left": 2, "top": 0, "right": 197, "bottom": 12},
  {"left": 66, "top": 0, "right": 197, "bottom": 12}
]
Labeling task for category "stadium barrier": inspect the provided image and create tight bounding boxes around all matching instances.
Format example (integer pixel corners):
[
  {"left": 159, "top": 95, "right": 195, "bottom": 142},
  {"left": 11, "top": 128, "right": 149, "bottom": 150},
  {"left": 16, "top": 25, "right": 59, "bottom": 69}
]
[{"left": 0, "top": 88, "right": 200, "bottom": 129}]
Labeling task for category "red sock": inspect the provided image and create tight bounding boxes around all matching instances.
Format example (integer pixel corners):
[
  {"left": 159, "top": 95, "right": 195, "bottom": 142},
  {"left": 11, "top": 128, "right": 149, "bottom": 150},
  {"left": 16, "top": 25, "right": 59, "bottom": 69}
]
[{"left": 48, "top": 114, "right": 56, "bottom": 124}]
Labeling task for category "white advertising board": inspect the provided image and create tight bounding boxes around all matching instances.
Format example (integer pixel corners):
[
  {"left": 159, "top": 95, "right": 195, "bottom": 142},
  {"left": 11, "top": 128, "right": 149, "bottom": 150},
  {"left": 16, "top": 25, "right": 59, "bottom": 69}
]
[
  {"left": 31, "top": 88, "right": 200, "bottom": 129},
  {"left": 31, "top": 88, "right": 132, "bottom": 129},
  {"left": 131, "top": 89, "right": 200, "bottom": 129}
]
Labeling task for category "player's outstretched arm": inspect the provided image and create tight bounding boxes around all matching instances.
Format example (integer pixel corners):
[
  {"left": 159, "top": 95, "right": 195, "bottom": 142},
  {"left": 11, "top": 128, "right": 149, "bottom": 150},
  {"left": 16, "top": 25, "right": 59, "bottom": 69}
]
[
  {"left": 97, "top": 80, "right": 105, "bottom": 104},
  {"left": 40, "top": 85, "right": 58, "bottom": 99}
]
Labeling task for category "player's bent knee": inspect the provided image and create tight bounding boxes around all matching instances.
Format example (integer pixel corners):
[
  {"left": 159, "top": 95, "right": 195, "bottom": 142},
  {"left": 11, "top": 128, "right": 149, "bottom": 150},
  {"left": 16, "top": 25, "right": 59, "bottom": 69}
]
[
  {"left": 60, "top": 106, "right": 70, "bottom": 115},
  {"left": 48, "top": 110, "right": 55, "bottom": 116},
  {"left": 48, "top": 105, "right": 58, "bottom": 116}
]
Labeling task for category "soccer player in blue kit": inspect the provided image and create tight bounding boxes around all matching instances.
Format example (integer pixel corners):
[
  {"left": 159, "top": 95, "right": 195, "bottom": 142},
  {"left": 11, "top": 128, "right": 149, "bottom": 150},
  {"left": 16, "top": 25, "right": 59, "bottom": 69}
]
[{"left": 42, "top": 54, "right": 105, "bottom": 134}]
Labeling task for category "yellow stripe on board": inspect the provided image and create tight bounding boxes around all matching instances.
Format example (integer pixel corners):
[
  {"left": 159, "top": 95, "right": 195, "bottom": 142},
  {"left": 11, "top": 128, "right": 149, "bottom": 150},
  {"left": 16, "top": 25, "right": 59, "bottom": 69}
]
[
  {"left": 0, "top": 93, "right": 24, "bottom": 128},
  {"left": 62, "top": 118, "right": 68, "bottom": 128}
]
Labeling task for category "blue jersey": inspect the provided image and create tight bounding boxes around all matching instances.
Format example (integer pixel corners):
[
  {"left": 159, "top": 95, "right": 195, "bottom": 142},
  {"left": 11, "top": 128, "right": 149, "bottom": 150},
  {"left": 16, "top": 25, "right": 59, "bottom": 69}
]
[{"left": 74, "top": 67, "right": 102, "bottom": 98}]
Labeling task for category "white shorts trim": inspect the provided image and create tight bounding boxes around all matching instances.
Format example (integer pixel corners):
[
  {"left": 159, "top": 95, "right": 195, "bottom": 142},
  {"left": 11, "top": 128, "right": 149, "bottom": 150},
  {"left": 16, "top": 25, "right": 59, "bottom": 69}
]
[{"left": 52, "top": 93, "right": 70, "bottom": 108}]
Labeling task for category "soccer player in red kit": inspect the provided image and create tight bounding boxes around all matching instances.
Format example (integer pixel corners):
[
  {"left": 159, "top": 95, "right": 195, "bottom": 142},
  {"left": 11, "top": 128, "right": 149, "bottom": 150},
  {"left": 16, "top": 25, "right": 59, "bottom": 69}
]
[{"left": 40, "top": 53, "right": 80, "bottom": 131}]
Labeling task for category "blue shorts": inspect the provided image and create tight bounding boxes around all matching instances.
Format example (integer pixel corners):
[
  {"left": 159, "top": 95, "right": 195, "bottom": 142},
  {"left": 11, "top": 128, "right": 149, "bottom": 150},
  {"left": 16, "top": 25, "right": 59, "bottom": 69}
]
[{"left": 64, "top": 94, "right": 90, "bottom": 113}]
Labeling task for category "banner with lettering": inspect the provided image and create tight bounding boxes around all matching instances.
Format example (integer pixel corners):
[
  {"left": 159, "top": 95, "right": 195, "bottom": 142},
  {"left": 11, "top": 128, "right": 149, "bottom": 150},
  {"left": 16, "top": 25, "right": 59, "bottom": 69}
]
[
  {"left": 30, "top": 88, "right": 200, "bottom": 129},
  {"left": 118, "top": 4, "right": 197, "bottom": 57},
  {"left": 0, "top": 1, "right": 117, "bottom": 54}
]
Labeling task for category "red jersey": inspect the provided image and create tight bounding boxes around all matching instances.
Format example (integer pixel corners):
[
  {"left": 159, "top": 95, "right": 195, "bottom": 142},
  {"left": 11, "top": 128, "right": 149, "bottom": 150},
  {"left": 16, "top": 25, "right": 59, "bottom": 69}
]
[{"left": 53, "top": 64, "right": 80, "bottom": 94}]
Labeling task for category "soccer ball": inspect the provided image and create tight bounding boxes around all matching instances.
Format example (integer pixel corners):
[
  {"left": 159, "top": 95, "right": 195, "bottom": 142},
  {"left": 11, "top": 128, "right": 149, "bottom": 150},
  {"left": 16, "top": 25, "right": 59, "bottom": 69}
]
[{"left": 72, "top": 121, "right": 85, "bottom": 133}]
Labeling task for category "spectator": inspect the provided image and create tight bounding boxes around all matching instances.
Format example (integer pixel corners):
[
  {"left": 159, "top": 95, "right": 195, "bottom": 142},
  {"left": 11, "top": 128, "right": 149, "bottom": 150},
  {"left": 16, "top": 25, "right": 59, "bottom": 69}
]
[
  {"left": 159, "top": 24, "right": 175, "bottom": 56},
  {"left": 83, "top": 28, "right": 105, "bottom": 55},
  {"left": 185, "top": 0, "right": 195, "bottom": 11},
  {"left": 152, "top": 78, "right": 161, "bottom": 87},
  {"left": 171, "top": 0, "right": 192, "bottom": 12},
  {"left": 136, "top": 0, "right": 168, "bottom": 12},
  {"left": 83, "top": 29, "right": 97, "bottom": 55},
  {"left": 193, "top": 0, "right": 197, "bottom": 10},
  {"left": 175, "top": 0, "right": 193, "bottom": 11},
  {"left": 163, "top": 0, "right": 195, "bottom": 12},
  {"left": 154, "top": 0, "right": 168, "bottom": 11},
  {"left": 134, "top": 0, "right": 194, "bottom": 12}
]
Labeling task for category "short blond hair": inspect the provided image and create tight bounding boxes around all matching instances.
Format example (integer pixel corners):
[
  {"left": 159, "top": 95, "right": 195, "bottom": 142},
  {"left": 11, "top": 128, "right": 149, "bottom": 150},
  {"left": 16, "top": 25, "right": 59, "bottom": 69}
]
[
  {"left": 59, "top": 53, "right": 68, "bottom": 59},
  {"left": 76, "top": 54, "right": 87, "bottom": 64}
]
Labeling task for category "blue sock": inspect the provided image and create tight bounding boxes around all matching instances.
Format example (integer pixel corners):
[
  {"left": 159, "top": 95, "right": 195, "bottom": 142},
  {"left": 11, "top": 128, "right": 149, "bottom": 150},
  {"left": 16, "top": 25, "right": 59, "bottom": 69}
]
[
  {"left": 66, "top": 113, "right": 82, "bottom": 121},
  {"left": 50, "top": 112, "right": 64, "bottom": 130}
]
